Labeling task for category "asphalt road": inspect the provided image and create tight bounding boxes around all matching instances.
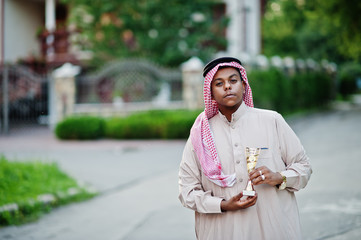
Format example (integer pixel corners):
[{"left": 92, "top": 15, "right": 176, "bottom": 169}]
[{"left": 0, "top": 105, "right": 360, "bottom": 240}]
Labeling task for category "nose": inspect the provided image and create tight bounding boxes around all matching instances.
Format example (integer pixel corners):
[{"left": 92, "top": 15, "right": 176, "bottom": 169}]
[{"left": 224, "top": 80, "right": 232, "bottom": 90}]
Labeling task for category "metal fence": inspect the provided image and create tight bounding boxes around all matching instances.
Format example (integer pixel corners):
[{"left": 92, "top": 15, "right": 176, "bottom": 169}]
[
  {"left": 74, "top": 59, "right": 183, "bottom": 116},
  {"left": 76, "top": 59, "right": 182, "bottom": 103},
  {"left": 0, "top": 65, "right": 49, "bottom": 134}
]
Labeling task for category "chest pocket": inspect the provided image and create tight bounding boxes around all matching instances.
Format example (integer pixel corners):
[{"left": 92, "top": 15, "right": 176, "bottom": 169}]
[{"left": 256, "top": 148, "right": 273, "bottom": 169}]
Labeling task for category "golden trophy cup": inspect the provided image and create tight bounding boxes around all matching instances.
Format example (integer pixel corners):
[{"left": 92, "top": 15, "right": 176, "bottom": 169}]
[{"left": 243, "top": 147, "right": 261, "bottom": 196}]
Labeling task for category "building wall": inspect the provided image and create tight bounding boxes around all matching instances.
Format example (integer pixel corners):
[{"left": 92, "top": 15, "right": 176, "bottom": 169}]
[{"left": 4, "top": 0, "right": 44, "bottom": 63}]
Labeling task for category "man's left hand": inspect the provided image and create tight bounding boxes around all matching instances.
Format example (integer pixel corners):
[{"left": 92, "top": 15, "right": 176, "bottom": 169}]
[{"left": 249, "top": 166, "right": 283, "bottom": 187}]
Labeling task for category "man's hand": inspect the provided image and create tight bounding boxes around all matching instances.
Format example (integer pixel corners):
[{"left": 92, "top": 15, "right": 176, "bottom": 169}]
[
  {"left": 249, "top": 166, "right": 283, "bottom": 187},
  {"left": 220, "top": 192, "right": 257, "bottom": 212}
]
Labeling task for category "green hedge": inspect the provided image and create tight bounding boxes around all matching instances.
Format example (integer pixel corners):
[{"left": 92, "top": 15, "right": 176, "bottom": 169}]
[
  {"left": 249, "top": 68, "right": 333, "bottom": 114},
  {"left": 55, "top": 116, "right": 105, "bottom": 140},
  {"left": 55, "top": 69, "right": 334, "bottom": 140},
  {"left": 55, "top": 110, "right": 201, "bottom": 140},
  {"left": 339, "top": 62, "right": 361, "bottom": 97},
  {"left": 104, "top": 110, "right": 200, "bottom": 139}
]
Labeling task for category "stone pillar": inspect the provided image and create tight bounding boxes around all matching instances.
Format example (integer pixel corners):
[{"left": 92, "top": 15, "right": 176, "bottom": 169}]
[
  {"left": 255, "top": 55, "right": 269, "bottom": 70},
  {"left": 270, "top": 55, "right": 283, "bottom": 70},
  {"left": 296, "top": 59, "right": 306, "bottom": 73},
  {"left": 45, "top": 0, "right": 56, "bottom": 61},
  {"left": 182, "top": 57, "right": 204, "bottom": 110},
  {"left": 283, "top": 57, "right": 296, "bottom": 76},
  {"left": 49, "top": 63, "right": 80, "bottom": 128}
]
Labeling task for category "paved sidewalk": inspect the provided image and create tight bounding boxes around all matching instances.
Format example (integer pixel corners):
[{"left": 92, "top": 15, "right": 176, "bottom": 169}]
[
  {"left": 0, "top": 127, "right": 195, "bottom": 240},
  {"left": 0, "top": 106, "right": 361, "bottom": 240}
]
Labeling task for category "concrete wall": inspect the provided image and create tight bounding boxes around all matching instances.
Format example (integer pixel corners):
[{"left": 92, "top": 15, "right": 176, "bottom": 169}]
[{"left": 4, "top": 0, "right": 43, "bottom": 63}]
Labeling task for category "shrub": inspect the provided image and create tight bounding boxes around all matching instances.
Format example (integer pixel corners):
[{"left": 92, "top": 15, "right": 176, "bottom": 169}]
[
  {"left": 290, "top": 71, "right": 332, "bottom": 109},
  {"left": 249, "top": 68, "right": 292, "bottom": 113},
  {"left": 162, "top": 110, "right": 200, "bottom": 139},
  {"left": 248, "top": 68, "right": 333, "bottom": 113},
  {"left": 339, "top": 62, "right": 361, "bottom": 97},
  {"left": 104, "top": 110, "right": 201, "bottom": 140},
  {"left": 55, "top": 116, "right": 105, "bottom": 140}
]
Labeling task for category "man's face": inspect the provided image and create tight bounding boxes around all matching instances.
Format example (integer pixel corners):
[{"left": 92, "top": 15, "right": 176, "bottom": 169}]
[{"left": 211, "top": 67, "right": 245, "bottom": 111}]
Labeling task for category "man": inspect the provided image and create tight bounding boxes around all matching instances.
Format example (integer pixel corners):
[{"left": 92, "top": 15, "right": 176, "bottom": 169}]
[{"left": 178, "top": 57, "right": 312, "bottom": 239}]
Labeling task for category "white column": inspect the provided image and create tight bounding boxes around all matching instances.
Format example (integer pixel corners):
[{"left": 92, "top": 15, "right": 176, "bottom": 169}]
[
  {"left": 226, "top": 0, "right": 244, "bottom": 55},
  {"left": 49, "top": 63, "right": 80, "bottom": 128},
  {"left": 225, "top": 0, "right": 261, "bottom": 57},
  {"left": 182, "top": 57, "right": 204, "bottom": 110},
  {"left": 245, "top": 0, "right": 261, "bottom": 56},
  {"left": 45, "top": 0, "right": 56, "bottom": 60},
  {"left": 45, "top": 0, "right": 56, "bottom": 31},
  {"left": 0, "top": 0, "right": 4, "bottom": 65}
]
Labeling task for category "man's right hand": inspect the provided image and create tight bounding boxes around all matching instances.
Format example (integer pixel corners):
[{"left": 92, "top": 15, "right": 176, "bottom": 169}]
[{"left": 220, "top": 192, "right": 257, "bottom": 212}]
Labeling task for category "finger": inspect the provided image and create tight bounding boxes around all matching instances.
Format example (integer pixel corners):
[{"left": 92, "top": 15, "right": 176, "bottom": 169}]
[
  {"left": 250, "top": 167, "right": 265, "bottom": 178},
  {"left": 256, "top": 166, "right": 269, "bottom": 174},
  {"left": 238, "top": 199, "right": 254, "bottom": 209},
  {"left": 249, "top": 171, "right": 259, "bottom": 180},
  {"left": 249, "top": 194, "right": 258, "bottom": 204},
  {"left": 249, "top": 167, "right": 261, "bottom": 176},
  {"left": 253, "top": 174, "right": 265, "bottom": 185},
  {"left": 248, "top": 197, "right": 257, "bottom": 207},
  {"left": 249, "top": 167, "right": 259, "bottom": 176},
  {"left": 243, "top": 194, "right": 257, "bottom": 202},
  {"left": 235, "top": 191, "right": 244, "bottom": 200},
  {"left": 242, "top": 195, "right": 258, "bottom": 207},
  {"left": 261, "top": 166, "right": 271, "bottom": 174}
]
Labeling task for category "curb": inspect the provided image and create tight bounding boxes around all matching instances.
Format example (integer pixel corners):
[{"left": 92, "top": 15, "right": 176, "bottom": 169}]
[{"left": 0, "top": 185, "right": 98, "bottom": 225}]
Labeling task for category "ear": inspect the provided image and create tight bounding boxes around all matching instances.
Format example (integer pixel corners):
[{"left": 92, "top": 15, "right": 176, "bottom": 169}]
[{"left": 242, "top": 81, "right": 246, "bottom": 94}]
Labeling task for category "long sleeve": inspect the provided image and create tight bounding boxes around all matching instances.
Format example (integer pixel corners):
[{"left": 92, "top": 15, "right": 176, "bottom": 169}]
[
  {"left": 178, "top": 139, "right": 223, "bottom": 214},
  {"left": 178, "top": 104, "right": 308, "bottom": 239},
  {"left": 275, "top": 113, "right": 312, "bottom": 191}
]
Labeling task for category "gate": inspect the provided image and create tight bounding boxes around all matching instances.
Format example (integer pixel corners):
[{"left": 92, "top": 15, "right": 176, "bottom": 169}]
[
  {"left": 0, "top": 65, "right": 49, "bottom": 133},
  {"left": 75, "top": 59, "right": 183, "bottom": 115}
]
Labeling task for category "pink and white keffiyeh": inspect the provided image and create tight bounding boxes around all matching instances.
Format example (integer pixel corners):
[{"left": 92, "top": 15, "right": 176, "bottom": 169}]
[{"left": 190, "top": 61, "right": 254, "bottom": 187}]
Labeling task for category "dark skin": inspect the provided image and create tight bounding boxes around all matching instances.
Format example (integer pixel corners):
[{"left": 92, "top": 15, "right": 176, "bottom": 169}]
[
  {"left": 212, "top": 67, "right": 284, "bottom": 212},
  {"left": 211, "top": 67, "right": 246, "bottom": 122}
]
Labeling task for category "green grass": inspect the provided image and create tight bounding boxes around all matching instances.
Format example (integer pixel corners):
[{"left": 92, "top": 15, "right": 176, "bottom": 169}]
[{"left": 0, "top": 156, "right": 97, "bottom": 225}]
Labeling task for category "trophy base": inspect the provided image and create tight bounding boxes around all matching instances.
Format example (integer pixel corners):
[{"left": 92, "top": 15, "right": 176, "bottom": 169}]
[{"left": 242, "top": 190, "right": 256, "bottom": 196}]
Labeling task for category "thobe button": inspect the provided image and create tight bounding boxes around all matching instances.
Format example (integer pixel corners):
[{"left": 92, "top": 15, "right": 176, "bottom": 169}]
[
  {"left": 231, "top": 125, "right": 236, "bottom": 129},
  {"left": 236, "top": 159, "right": 240, "bottom": 164},
  {"left": 234, "top": 143, "right": 238, "bottom": 147},
  {"left": 239, "top": 178, "right": 243, "bottom": 182}
]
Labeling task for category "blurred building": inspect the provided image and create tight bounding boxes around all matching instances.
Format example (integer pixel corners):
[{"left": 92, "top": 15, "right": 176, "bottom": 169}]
[
  {"left": 0, "top": 0, "right": 77, "bottom": 71},
  {"left": 0, "top": 0, "right": 265, "bottom": 69}
]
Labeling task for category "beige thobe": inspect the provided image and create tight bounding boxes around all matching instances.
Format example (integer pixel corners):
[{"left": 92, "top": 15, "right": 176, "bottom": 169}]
[{"left": 179, "top": 102, "right": 312, "bottom": 240}]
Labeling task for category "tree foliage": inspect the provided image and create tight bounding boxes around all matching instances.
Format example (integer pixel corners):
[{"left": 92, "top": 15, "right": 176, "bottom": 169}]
[
  {"left": 314, "top": 0, "right": 361, "bottom": 62},
  {"left": 64, "top": 0, "right": 228, "bottom": 67},
  {"left": 263, "top": 0, "right": 361, "bottom": 63}
]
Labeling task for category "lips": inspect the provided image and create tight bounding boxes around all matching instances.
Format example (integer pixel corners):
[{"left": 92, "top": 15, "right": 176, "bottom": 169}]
[{"left": 224, "top": 93, "right": 236, "bottom": 98}]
